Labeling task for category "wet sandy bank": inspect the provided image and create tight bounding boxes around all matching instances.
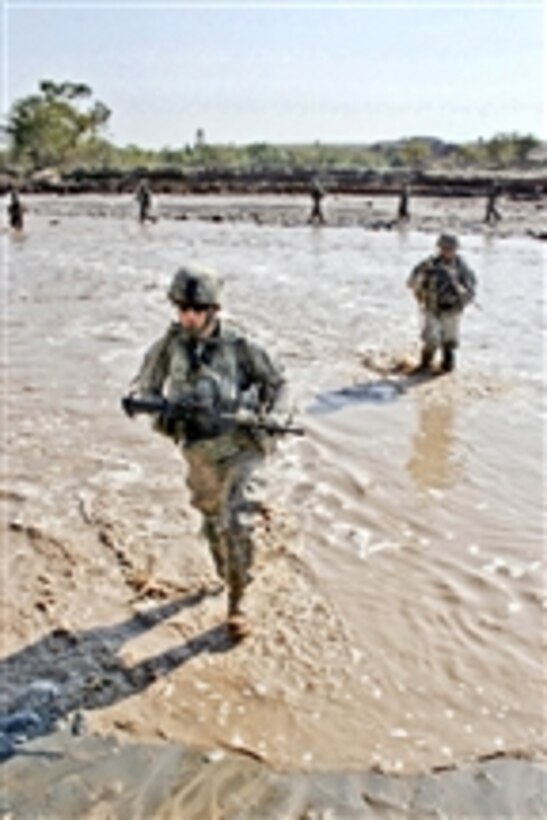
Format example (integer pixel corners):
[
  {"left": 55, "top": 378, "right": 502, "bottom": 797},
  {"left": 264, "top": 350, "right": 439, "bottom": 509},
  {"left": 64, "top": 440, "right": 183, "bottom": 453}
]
[{"left": 2, "top": 729, "right": 546, "bottom": 819}]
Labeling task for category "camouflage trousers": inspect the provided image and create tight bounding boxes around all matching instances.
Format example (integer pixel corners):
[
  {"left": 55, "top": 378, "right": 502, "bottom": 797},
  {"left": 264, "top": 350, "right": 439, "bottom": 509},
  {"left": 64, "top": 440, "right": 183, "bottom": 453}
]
[
  {"left": 183, "top": 433, "right": 264, "bottom": 616},
  {"left": 421, "top": 309, "right": 463, "bottom": 353}
]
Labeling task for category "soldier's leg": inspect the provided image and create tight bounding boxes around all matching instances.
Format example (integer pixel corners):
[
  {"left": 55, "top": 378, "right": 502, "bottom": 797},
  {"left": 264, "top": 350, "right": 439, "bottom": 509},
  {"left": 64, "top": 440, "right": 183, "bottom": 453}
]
[
  {"left": 441, "top": 344, "right": 456, "bottom": 372},
  {"left": 440, "top": 313, "right": 461, "bottom": 372},
  {"left": 184, "top": 443, "right": 229, "bottom": 583},
  {"left": 201, "top": 518, "right": 228, "bottom": 581},
  {"left": 310, "top": 201, "right": 325, "bottom": 224},
  {"left": 221, "top": 449, "right": 264, "bottom": 619},
  {"left": 415, "top": 311, "right": 440, "bottom": 371}
]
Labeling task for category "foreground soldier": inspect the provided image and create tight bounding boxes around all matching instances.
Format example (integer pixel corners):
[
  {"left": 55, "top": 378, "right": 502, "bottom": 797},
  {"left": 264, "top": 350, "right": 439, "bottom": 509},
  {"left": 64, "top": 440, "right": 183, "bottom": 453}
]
[
  {"left": 407, "top": 233, "right": 477, "bottom": 373},
  {"left": 128, "top": 265, "right": 287, "bottom": 639}
]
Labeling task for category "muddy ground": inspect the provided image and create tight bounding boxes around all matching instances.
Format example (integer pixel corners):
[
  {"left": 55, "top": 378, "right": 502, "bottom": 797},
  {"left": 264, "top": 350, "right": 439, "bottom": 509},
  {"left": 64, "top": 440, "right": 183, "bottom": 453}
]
[{"left": 1, "top": 193, "right": 545, "bottom": 817}]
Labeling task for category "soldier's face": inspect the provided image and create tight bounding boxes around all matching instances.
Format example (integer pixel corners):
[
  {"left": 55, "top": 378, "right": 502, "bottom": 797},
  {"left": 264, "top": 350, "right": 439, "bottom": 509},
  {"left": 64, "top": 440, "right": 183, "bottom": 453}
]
[
  {"left": 177, "top": 304, "right": 212, "bottom": 333},
  {"left": 439, "top": 244, "right": 456, "bottom": 261}
]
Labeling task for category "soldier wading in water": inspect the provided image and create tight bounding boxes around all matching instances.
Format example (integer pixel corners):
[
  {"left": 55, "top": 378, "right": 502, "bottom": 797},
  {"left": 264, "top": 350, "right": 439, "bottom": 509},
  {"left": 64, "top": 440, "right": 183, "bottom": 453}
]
[
  {"left": 127, "top": 265, "right": 287, "bottom": 639},
  {"left": 407, "top": 233, "right": 477, "bottom": 373}
]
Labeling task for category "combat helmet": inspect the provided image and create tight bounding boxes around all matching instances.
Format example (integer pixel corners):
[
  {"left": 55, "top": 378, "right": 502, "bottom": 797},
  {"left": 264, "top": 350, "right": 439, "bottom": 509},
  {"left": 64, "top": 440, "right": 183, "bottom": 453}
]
[
  {"left": 437, "top": 232, "right": 459, "bottom": 249},
  {"left": 167, "top": 264, "right": 222, "bottom": 307}
]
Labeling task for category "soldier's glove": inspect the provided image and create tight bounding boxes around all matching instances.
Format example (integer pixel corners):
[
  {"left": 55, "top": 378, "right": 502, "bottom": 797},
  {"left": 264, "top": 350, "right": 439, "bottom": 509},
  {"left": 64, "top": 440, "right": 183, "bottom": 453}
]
[
  {"left": 263, "top": 412, "right": 286, "bottom": 428},
  {"left": 121, "top": 395, "right": 135, "bottom": 417},
  {"left": 458, "top": 287, "right": 474, "bottom": 307},
  {"left": 234, "top": 408, "right": 259, "bottom": 426}
]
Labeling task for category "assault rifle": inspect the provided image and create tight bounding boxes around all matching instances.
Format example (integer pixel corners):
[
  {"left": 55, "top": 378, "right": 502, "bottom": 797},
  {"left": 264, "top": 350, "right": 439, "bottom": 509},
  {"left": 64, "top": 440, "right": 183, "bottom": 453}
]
[{"left": 121, "top": 394, "right": 305, "bottom": 437}]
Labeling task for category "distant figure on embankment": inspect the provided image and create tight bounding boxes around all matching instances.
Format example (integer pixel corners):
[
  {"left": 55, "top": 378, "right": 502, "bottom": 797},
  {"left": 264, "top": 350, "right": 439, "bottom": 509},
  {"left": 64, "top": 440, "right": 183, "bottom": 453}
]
[
  {"left": 397, "top": 183, "right": 411, "bottom": 222},
  {"left": 7, "top": 187, "right": 25, "bottom": 233},
  {"left": 135, "top": 179, "right": 154, "bottom": 224},
  {"left": 308, "top": 178, "right": 326, "bottom": 225},
  {"left": 484, "top": 181, "right": 502, "bottom": 225}
]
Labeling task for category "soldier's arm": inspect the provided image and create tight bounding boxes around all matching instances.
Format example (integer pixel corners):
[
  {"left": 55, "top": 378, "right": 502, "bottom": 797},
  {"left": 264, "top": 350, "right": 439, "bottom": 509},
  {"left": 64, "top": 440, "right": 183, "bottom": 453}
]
[
  {"left": 131, "top": 327, "right": 173, "bottom": 396},
  {"left": 238, "top": 339, "right": 288, "bottom": 415},
  {"left": 457, "top": 259, "right": 477, "bottom": 302},
  {"left": 407, "top": 261, "right": 428, "bottom": 301}
]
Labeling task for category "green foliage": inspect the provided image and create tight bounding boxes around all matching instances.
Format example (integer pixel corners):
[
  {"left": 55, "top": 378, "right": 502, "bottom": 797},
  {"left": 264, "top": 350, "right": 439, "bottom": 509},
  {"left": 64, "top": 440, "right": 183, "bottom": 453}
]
[
  {"left": 512, "top": 134, "right": 540, "bottom": 164},
  {"left": 488, "top": 132, "right": 540, "bottom": 167},
  {"left": 455, "top": 143, "right": 485, "bottom": 168},
  {"left": 4, "top": 79, "right": 111, "bottom": 171},
  {"left": 2, "top": 80, "right": 543, "bottom": 175},
  {"left": 109, "top": 144, "right": 162, "bottom": 170},
  {"left": 397, "top": 139, "right": 433, "bottom": 170},
  {"left": 58, "top": 134, "right": 545, "bottom": 174}
]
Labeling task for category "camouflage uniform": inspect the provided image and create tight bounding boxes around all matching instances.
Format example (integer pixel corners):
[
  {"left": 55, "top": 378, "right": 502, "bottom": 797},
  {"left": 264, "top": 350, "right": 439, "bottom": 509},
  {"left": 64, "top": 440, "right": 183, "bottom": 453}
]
[
  {"left": 135, "top": 280, "right": 286, "bottom": 619},
  {"left": 408, "top": 236, "right": 477, "bottom": 371}
]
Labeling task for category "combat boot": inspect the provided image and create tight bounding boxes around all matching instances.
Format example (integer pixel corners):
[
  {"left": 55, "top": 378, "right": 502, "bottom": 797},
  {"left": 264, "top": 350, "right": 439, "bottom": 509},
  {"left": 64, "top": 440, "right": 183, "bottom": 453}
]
[
  {"left": 412, "top": 347, "right": 434, "bottom": 374},
  {"left": 441, "top": 344, "right": 456, "bottom": 373},
  {"left": 227, "top": 584, "right": 251, "bottom": 640}
]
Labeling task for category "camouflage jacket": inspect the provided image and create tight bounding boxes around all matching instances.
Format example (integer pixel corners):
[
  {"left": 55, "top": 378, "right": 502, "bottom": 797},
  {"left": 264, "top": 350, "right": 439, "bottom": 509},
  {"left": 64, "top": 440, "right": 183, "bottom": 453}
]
[
  {"left": 407, "top": 254, "right": 477, "bottom": 315},
  {"left": 134, "top": 321, "right": 286, "bottom": 442}
]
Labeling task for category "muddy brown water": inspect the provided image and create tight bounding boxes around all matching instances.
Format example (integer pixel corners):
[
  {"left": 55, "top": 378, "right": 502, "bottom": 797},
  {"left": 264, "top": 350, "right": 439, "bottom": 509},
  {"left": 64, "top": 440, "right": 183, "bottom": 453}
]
[{"left": 1, "top": 197, "right": 544, "bottom": 784}]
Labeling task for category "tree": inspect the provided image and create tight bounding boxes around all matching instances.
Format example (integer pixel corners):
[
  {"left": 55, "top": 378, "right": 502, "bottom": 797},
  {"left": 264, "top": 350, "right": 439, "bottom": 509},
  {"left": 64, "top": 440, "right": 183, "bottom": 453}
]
[
  {"left": 512, "top": 133, "right": 540, "bottom": 165},
  {"left": 482, "top": 132, "right": 539, "bottom": 168},
  {"left": 455, "top": 143, "right": 485, "bottom": 168},
  {"left": 399, "top": 139, "right": 433, "bottom": 170},
  {"left": 245, "top": 142, "right": 286, "bottom": 168},
  {"left": 4, "top": 79, "right": 111, "bottom": 170}
]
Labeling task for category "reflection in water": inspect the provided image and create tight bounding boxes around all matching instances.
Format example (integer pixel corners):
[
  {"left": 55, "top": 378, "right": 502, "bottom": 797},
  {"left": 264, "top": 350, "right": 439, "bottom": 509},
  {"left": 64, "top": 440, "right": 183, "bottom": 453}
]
[{"left": 406, "top": 395, "right": 461, "bottom": 490}]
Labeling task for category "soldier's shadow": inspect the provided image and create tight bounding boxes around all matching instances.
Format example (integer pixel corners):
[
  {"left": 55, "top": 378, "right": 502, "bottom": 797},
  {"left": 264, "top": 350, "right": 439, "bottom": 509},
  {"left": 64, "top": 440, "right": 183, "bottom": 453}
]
[
  {"left": 0, "top": 589, "right": 232, "bottom": 754},
  {"left": 309, "top": 370, "right": 439, "bottom": 415}
]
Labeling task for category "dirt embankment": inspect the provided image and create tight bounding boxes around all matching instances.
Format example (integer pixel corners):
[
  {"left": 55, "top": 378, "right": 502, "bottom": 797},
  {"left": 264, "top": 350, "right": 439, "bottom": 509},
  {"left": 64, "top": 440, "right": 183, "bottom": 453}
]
[{"left": 2, "top": 166, "right": 546, "bottom": 198}]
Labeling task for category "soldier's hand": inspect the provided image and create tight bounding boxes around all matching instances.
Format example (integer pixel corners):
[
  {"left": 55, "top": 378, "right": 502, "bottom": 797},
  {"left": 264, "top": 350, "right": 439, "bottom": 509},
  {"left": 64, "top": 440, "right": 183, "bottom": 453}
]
[
  {"left": 261, "top": 413, "right": 296, "bottom": 436},
  {"left": 458, "top": 286, "right": 474, "bottom": 306},
  {"left": 234, "top": 408, "right": 259, "bottom": 425},
  {"left": 121, "top": 395, "right": 135, "bottom": 417}
]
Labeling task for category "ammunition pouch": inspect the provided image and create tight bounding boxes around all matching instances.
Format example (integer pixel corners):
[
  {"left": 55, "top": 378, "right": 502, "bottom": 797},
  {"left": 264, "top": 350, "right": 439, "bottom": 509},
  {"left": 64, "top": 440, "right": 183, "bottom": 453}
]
[{"left": 428, "top": 268, "right": 464, "bottom": 313}]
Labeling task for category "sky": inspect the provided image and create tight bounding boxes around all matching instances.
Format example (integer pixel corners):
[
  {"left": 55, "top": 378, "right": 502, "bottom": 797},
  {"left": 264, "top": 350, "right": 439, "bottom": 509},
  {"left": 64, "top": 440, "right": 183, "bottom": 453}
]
[{"left": 2, "top": 1, "right": 544, "bottom": 148}]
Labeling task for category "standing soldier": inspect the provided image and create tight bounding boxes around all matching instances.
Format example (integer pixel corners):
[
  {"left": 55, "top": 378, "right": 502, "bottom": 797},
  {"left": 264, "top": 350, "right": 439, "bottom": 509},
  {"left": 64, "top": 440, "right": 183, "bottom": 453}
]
[
  {"left": 407, "top": 233, "right": 477, "bottom": 373},
  {"left": 7, "top": 187, "right": 24, "bottom": 232},
  {"left": 126, "top": 265, "right": 287, "bottom": 639},
  {"left": 308, "top": 178, "right": 326, "bottom": 225},
  {"left": 135, "top": 179, "right": 153, "bottom": 224},
  {"left": 397, "top": 182, "right": 411, "bottom": 222},
  {"left": 484, "top": 181, "right": 502, "bottom": 225}
]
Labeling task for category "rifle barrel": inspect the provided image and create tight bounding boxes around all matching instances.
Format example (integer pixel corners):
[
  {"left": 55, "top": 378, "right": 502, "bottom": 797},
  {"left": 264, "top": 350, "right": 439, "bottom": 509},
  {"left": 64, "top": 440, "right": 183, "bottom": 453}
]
[{"left": 121, "top": 395, "right": 167, "bottom": 417}]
